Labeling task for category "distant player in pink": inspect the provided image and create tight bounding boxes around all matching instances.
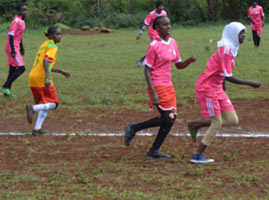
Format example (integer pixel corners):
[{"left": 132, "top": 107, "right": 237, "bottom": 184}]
[
  {"left": 187, "top": 22, "right": 261, "bottom": 164},
  {"left": 125, "top": 16, "right": 197, "bottom": 158},
  {"left": 136, "top": 1, "right": 167, "bottom": 67},
  {"left": 248, "top": 0, "right": 265, "bottom": 47},
  {"left": 0, "top": 4, "right": 27, "bottom": 98}
]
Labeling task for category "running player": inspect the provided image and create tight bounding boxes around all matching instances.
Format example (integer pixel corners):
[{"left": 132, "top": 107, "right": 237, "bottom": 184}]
[
  {"left": 26, "top": 27, "right": 70, "bottom": 136},
  {"left": 248, "top": 0, "right": 265, "bottom": 47},
  {"left": 187, "top": 22, "right": 261, "bottom": 164},
  {"left": 136, "top": 1, "right": 167, "bottom": 67},
  {"left": 125, "top": 16, "right": 197, "bottom": 158},
  {"left": 0, "top": 4, "right": 27, "bottom": 97}
]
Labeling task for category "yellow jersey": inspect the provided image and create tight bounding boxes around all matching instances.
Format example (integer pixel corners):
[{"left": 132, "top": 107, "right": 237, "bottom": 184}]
[{"left": 29, "top": 40, "right": 58, "bottom": 87}]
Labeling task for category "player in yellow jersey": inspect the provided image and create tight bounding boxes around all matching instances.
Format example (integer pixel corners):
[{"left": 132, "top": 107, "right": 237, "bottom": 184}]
[{"left": 26, "top": 27, "right": 70, "bottom": 135}]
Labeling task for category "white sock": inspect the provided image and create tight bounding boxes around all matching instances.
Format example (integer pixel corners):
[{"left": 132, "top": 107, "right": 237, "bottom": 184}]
[
  {"left": 34, "top": 110, "right": 49, "bottom": 130},
  {"left": 33, "top": 103, "right": 56, "bottom": 112}
]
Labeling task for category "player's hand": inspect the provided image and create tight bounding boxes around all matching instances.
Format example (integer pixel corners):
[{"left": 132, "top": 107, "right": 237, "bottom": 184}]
[
  {"left": 11, "top": 52, "right": 16, "bottom": 58},
  {"left": 152, "top": 92, "right": 160, "bottom": 107},
  {"left": 45, "top": 78, "right": 51, "bottom": 87},
  {"left": 249, "top": 81, "right": 261, "bottom": 88},
  {"left": 188, "top": 56, "right": 197, "bottom": 64},
  {"left": 20, "top": 50, "right": 24, "bottom": 56},
  {"left": 136, "top": 35, "right": 141, "bottom": 40},
  {"left": 62, "top": 71, "right": 71, "bottom": 78}
]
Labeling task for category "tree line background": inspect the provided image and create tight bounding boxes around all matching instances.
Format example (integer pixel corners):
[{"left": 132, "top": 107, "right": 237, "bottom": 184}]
[{"left": 0, "top": 0, "right": 268, "bottom": 29}]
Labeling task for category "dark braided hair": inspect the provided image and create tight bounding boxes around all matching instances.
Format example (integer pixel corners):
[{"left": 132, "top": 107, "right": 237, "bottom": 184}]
[
  {"left": 45, "top": 27, "right": 59, "bottom": 38},
  {"left": 153, "top": 16, "right": 167, "bottom": 30}
]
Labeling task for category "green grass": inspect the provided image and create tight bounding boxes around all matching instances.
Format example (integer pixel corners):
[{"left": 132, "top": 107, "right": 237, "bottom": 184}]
[{"left": 0, "top": 24, "right": 268, "bottom": 117}]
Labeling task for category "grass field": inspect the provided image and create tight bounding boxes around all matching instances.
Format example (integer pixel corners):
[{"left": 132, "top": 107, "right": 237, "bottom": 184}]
[
  {"left": 0, "top": 25, "right": 269, "bottom": 199},
  {"left": 0, "top": 24, "right": 268, "bottom": 114}
]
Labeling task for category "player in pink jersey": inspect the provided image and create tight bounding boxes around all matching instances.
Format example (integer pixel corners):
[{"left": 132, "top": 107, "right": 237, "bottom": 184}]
[
  {"left": 187, "top": 22, "right": 261, "bottom": 164},
  {"left": 136, "top": 1, "right": 167, "bottom": 67},
  {"left": 248, "top": 0, "right": 265, "bottom": 47},
  {"left": 0, "top": 4, "right": 27, "bottom": 98},
  {"left": 125, "top": 16, "right": 197, "bottom": 158}
]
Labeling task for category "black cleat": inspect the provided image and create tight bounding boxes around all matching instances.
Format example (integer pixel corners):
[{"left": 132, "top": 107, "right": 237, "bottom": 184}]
[
  {"left": 147, "top": 149, "right": 172, "bottom": 159},
  {"left": 32, "top": 129, "right": 48, "bottom": 136},
  {"left": 124, "top": 124, "right": 136, "bottom": 147}
]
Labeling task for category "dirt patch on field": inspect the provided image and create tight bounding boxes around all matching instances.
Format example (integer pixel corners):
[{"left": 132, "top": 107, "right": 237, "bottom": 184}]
[
  {"left": 0, "top": 98, "right": 268, "bottom": 133},
  {"left": 64, "top": 29, "right": 102, "bottom": 35},
  {"left": 0, "top": 98, "right": 269, "bottom": 198},
  {"left": 64, "top": 28, "right": 113, "bottom": 35}
]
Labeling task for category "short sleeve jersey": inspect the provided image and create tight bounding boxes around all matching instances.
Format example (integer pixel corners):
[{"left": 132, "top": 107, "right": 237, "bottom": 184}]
[
  {"left": 6, "top": 16, "right": 25, "bottom": 49},
  {"left": 144, "top": 10, "right": 167, "bottom": 41},
  {"left": 144, "top": 37, "right": 182, "bottom": 87},
  {"left": 248, "top": 5, "right": 264, "bottom": 25},
  {"left": 29, "top": 40, "right": 58, "bottom": 87},
  {"left": 196, "top": 46, "right": 235, "bottom": 93}
]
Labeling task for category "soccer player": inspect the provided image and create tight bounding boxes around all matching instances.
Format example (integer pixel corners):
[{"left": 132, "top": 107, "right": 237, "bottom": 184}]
[
  {"left": 0, "top": 4, "right": 27, "bottom": 97},
  {"left": 125, "top": 16, "right": 197, "bottom": 158},
  {"left": 187, "top": 22, "right": 261, "bottom": 164},
  {"left": 248, "top": 0, "right": 265, "bottom": 47},
  {"left": 136, "top": 1, "right": 167, "bottom": 67},
  {"left": 26, "top": 27, "right": 70, "bottom": 136}
]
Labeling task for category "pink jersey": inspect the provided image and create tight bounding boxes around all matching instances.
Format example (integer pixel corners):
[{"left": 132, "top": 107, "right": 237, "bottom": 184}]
[
  {"left": 144, "top": 10, "right": 167, "bottom": 41},
  {"left": 248, "top": 5, "right": 264, "bottom": 25},
  {"left": 5, "top": 16, "right": 25, "bottom": 50},
  {"left": 144, "top": 37, "right": 182, "bottom": 87},
  {"left": 196, "top": 46, "right": 235, "bottom": 93}
]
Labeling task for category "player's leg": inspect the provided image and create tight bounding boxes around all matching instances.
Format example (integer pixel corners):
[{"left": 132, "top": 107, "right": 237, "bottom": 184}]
[
  {"left": 221, "top": 110, "right": 239, "bottom": 127},
  {"left": 252, "top": 30, "right": 258, "bottom": 47},
  {"left": 124, "top": 115, "right": 162, "bottom": 146},
  {"left": 147, "top": 110, "right": 176, "bottom": 158},
  {"left": 190, "top": 115, "right": 221, "bottom": 163},
  {"left": 2, "top": 66, "right": 25, "bottom": 97},
  {"left": 32, "top": 110, "right": 49, "bottom": 136}
]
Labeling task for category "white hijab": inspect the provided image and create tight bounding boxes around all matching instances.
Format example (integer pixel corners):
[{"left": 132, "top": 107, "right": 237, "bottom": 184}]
[{"left": 217, "top": 22, "right": 246, "bottom": 57}]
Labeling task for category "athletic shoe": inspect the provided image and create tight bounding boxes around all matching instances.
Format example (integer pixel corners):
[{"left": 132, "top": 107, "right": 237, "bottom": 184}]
[
  {"left": 32, "top": 129, "right": 48, "bottom": 136},
  {"left": 26, "top": 104, "right": 35, "bottom": 124},
  {"left": 190, "top": 153, "right": 214, "bottom": 164},
  {"left": 147, "top": 148, "right": 172, "bottom": 159},
  {"left": 124, "top": 124, "right": 136, "bottom": 146},
  {"left": 187, "top": 122, "right": 198, "bottom": 142},
  {"left": 2, "top": 88, "right": 16, "bottom": 98}
]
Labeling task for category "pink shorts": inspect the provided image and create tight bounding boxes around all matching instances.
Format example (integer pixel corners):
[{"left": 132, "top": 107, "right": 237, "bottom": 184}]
[
  {"left": 196, "top": 90, "right": 234, "bottom": 118},
  {"left": 251, "top": 24, "right": 263, "bottom": 37},
  {"left": 5, "top": 45, "right": 24, "bottom": 67}
]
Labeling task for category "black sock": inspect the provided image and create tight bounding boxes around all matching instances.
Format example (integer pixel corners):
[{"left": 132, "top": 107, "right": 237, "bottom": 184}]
[
  {"left": 134, "top": 116, "right": 161, "bottom": 132},
  {"left": 2, "top": 66, "right": 25, "bottom": 89},
  {"left": 152, "top": 115, "right": 176, "bottom": 150},
  {"left": 252, "top": 31, "right": 258, "bottom": 46},
  {"left": 257, "top": 36, "right": 260, "bottom": 47}
]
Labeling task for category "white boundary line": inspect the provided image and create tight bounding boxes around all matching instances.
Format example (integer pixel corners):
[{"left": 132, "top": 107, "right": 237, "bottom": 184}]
[{"left": 0, "top": 132, "right": 269, "bottom": 137}]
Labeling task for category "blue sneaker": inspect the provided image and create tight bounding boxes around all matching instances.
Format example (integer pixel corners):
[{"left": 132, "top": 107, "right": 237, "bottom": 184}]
[
  {"left": 190, "top": 153, "right": 214, "bottom": 164},
  {"left": 124, "top": 124, "right": 136, "bottom": 147}
]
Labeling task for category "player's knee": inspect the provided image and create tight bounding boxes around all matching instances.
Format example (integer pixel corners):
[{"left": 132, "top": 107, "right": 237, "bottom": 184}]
[
  {"left": 211, "top": 116, "right": 222, "bottom": 131},
  {"left": 161, "top": 111, "right": 176, "bottom": 126},
  {"left": 226, "top": 113, "right": 239, "bottom": 126},
  {"left": 229, "top": 115, "right": 239, "bottom": 126}
]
